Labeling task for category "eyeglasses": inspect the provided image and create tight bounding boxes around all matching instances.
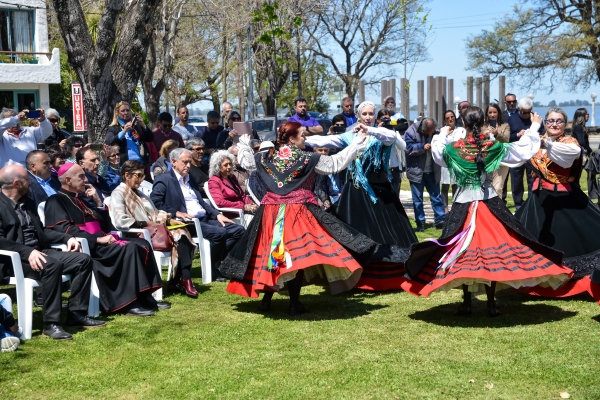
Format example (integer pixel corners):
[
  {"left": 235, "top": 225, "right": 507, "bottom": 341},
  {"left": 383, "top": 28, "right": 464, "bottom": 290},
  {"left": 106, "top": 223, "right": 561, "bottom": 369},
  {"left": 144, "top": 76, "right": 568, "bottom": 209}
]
[
  {"left": 506, "top": 100, "right": 517, "bottom": 104},
  {"left": 191, "top": 147, "right": 205, "bottom": 152},
  {"left": 545, "top": 119, "right": 566, "bottom": 126},
  {"left": 333, "top": 123, "right": 345, "bottom": 127},
  {"left": 161, "top": 124, "right": 173, "bottom": 128},
  {"left": 107, "top": 154, "right": 120, "bottom": 159},
  {"left": 230, "top": 117, "right": 241, "bottom": 121},
  {"left": 48, "top": 118, "right": 59, "bottom": 123},
  {"left": 128, "top": 172, "right": 145, "bottom": 179},
  {"left": 73, "top": 144, "right": 83, "bottom": 148}
]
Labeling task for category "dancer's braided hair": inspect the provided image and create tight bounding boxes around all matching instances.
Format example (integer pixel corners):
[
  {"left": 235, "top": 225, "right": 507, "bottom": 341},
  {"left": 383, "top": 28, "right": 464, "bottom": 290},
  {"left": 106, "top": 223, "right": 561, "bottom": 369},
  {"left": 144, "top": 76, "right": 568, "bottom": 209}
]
[{"left": 464, "top": 106, "right": 486, "bottom": 172}]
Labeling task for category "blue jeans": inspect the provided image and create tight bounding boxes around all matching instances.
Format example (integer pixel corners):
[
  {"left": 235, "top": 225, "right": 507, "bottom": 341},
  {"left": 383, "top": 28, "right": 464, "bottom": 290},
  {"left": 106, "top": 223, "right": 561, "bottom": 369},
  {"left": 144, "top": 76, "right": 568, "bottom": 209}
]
[
  {"left": 409, "top": 172, "right": 446, "bottom": 226},
  {"left": 0, "top": 294, "right": 13, "bottom": 339}
]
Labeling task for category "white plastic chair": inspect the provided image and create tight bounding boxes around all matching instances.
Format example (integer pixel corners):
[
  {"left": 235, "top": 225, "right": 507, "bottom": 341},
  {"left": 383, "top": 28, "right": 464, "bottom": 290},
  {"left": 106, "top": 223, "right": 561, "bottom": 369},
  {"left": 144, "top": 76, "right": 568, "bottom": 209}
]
[
  {"left": 191, "top": 217, "right": 213, "bottom": 284},
  {"left": 37, "top": 202, "right": 100, "bottom": 318},
  {"left": 203, "top": 182, "right": 248, "bottom": 227},
  {"left": 138, "top": 180, "right": 153, "bottom": 197}
]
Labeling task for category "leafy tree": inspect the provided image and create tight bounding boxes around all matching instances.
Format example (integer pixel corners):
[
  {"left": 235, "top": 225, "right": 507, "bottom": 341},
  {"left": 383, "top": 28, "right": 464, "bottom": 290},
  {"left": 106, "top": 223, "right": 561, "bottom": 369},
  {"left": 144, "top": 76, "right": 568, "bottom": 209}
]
[
  {"left": 466, "top": 1, "right": 600, "bottom": 92},
  {"left": 278, "top": 56, "right": 333, "bottom": 113}
]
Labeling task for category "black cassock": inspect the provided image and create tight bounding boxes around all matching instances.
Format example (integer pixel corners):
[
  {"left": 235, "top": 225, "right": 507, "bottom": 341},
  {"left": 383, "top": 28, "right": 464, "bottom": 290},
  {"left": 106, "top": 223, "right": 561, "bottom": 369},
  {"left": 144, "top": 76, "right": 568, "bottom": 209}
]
[{"left": 44, "top": 189, "right": 162, "bottom": 312}]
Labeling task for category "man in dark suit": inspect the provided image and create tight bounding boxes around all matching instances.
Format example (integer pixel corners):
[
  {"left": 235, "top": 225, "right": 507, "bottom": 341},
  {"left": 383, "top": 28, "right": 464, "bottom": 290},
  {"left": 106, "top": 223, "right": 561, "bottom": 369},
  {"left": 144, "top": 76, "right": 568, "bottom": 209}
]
[
  {"left": 26, "top": 150, "right": 61, "bottom": 205},
  {"left": 150, "top": 148, "right": 245, "bottom": 289},
  {"left": 0, "top": 165, "right": 104, "bottom": 340},
  {"left": 77, "top": 147, "right": 112, "bottom": 208}
]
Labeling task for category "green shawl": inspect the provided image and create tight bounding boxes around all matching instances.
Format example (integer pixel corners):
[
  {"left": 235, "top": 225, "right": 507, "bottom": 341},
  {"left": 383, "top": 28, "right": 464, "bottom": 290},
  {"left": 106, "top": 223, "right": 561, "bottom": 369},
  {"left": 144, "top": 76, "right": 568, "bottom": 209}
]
[{"left": 443, "top": 139, "right": 508, "bottom": 189}]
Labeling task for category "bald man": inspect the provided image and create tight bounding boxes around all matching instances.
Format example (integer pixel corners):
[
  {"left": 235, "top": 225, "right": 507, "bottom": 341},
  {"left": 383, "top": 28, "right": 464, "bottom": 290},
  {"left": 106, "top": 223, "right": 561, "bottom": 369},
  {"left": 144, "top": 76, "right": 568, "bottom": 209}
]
[{"left": 0, "top": 165, "right": 103, "bottom": 340}]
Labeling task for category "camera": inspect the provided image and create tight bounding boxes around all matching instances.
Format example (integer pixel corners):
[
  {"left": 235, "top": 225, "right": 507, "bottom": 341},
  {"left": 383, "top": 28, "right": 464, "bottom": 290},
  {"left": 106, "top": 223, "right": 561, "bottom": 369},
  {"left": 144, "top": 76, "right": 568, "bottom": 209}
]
[
  {"left": 381, "top": 117, "right": 408, "bottom": 133},
  {"left": 332, "top": 126, "right": 346, "bottom": 133}
]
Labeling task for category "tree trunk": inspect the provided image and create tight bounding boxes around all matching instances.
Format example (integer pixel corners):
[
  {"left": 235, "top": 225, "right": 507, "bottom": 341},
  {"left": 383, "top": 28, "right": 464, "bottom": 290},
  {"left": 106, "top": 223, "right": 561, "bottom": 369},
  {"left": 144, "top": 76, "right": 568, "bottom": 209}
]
[
  {"left": 52, "top": 0, "right": 160, "bottom": 143},
  {"left": 210, "top": 85, "right": 221, "bottom": 112},
  {"left": 236, "top": 33, "right": 245, "bottom": 121}
]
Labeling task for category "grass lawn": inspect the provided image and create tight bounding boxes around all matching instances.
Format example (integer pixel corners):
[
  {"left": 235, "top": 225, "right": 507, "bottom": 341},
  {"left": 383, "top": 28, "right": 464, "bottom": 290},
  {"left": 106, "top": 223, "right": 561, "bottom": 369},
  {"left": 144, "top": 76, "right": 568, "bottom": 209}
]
[{"left": 2, "top": 176, "right": 600, "bottom": 399}]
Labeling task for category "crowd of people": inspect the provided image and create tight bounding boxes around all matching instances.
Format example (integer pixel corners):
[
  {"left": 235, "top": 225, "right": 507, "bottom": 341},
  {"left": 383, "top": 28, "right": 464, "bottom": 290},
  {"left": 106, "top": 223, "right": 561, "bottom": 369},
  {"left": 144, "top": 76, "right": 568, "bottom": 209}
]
[{"left": 1, "top": 93, "right": 600, "bottom": 353}]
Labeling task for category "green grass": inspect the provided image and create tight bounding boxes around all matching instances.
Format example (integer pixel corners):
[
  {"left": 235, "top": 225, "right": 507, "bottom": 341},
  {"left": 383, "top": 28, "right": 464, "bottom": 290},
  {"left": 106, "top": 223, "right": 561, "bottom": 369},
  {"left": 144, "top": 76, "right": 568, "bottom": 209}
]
[
  {"left": 2, "top": 176, "right": 599, "bottom": 399},
  {"left": 1, "top": 259, "right": 600, "bottom": 399}
]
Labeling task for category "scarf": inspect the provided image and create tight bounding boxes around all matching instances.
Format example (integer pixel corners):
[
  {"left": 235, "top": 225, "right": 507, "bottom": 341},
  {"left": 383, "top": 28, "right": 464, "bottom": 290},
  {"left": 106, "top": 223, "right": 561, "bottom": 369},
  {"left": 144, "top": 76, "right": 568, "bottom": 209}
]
[
  {"left": 443, "top": 135, "right": 507, "bottom": 189},
  {"left": 118, "top": 117, "right": 141, "bottom": 142}
]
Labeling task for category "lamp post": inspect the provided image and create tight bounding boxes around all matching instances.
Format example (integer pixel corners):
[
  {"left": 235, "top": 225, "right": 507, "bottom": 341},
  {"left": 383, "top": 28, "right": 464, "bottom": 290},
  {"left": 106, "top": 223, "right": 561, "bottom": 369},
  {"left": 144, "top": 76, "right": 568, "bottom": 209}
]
[
  {"left": 592, "top": 93, "right": 597, "bottom": 126},
  {"left": 454, "top": 96, "right": 460, "bottom": 115}
]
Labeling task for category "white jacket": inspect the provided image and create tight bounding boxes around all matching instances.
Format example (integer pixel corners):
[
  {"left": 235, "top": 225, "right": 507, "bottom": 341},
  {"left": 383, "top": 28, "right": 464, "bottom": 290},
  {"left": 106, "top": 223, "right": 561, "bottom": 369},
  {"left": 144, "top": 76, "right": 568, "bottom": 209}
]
[{"left": 0, "top": 116, "right": 52, "bottom": 168}]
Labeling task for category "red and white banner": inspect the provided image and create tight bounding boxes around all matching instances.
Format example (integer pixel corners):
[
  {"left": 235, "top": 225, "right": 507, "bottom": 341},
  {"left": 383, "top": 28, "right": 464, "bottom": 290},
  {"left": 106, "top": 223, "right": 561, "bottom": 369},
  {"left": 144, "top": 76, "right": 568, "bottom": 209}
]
[{"left": 71, "top": 82, "right": 87, "bottom": 132}]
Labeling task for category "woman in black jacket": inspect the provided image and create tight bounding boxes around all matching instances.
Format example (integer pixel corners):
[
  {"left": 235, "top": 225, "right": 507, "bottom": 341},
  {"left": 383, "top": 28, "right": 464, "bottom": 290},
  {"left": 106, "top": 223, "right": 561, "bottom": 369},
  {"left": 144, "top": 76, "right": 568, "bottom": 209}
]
[
  {"left": 104, "top": 101, "right": 154, "bottom": 166},
  {"left": 572, "top": 108, "right": 596, "bottom": 203}
]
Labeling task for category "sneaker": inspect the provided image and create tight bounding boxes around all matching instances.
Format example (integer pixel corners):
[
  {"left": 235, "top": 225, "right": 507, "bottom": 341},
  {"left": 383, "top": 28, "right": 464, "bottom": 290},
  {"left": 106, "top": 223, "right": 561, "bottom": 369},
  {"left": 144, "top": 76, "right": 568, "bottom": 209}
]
[{"left": 1, "top": 336, "right": 20, "bottom": 352}]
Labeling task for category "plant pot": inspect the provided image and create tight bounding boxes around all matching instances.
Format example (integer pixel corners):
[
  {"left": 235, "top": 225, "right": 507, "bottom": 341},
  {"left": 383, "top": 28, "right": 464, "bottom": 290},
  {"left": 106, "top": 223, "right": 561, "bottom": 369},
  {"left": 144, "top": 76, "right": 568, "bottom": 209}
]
[{"left": 25, "top": 60, "right": 38, "bottom": 64}]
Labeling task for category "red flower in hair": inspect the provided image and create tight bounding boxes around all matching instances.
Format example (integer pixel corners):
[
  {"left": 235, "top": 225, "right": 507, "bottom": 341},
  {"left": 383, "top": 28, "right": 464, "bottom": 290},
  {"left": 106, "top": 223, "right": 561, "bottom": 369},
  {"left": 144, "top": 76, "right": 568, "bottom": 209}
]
[
  {"left": 467, "top": 137, "right": 475, "bottom": 144},
  {"left": 277, "top": 146, "right": 292, "bottom": 159}
]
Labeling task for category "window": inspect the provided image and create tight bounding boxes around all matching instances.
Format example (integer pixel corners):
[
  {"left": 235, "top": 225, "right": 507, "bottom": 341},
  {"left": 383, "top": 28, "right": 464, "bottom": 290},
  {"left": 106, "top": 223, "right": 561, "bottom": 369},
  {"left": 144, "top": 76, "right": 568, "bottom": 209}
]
[
  {"left": 0, "top": 10, "right": 34, "bottom": 52},
  {"left": 0, "top": 90, "right": 38, "bottom": 111}
]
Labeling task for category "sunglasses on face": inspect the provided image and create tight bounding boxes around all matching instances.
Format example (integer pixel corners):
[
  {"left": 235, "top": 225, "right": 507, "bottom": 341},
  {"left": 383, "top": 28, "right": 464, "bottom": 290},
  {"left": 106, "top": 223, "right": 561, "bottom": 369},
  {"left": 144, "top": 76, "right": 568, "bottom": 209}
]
[
  {"left": 129, "top": 172, "right": 145, "bottom": 179},
  {"left": 506, "top": 100, "right": 517, "bottom": 104},
  {"left": 191, "top": 147, "right": 205, "bottom": 152},
  {"left": 230, "top": 117, "right": 241, "bottom": 121},
  {"left": 48, "top": 118, "right": 59, "bottom": 123},
  {"left": 161, "top": 124, "right": 172, "bottom": 128},
  {"left": 73, "top": 144, "right": 83, "bottom": 148},
  {"left": 545, "top": 119, "right": 565, "bottom": 126}
]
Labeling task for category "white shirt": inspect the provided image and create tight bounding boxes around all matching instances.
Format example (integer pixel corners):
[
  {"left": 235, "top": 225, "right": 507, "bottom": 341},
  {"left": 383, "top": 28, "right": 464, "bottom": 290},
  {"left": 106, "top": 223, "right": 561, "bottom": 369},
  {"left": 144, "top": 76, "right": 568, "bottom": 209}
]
[
  {"left": 0, "top": 117, "right": 53, "bottom": 168},
  {"left": 174, "top": 170, "right": 206, "bottom": 217}
]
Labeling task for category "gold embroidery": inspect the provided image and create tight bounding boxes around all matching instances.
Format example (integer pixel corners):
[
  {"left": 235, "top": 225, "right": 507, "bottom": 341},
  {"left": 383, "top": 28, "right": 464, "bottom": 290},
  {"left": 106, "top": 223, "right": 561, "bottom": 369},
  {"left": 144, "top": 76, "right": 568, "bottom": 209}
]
[{"left": 531, "top": 135, "right": 579, "bottom": 184}]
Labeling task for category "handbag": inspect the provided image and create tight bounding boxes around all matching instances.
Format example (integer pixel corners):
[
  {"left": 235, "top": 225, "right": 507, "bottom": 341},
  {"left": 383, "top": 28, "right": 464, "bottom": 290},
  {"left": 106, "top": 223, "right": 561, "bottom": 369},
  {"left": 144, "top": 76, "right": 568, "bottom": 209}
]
[{"left": 144, "top": 224, "right": 174, "bottom": 251}]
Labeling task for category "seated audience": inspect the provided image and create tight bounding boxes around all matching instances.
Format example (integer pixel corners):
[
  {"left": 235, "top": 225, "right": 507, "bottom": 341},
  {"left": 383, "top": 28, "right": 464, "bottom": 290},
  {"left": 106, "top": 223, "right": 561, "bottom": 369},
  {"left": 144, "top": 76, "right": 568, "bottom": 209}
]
[
  {"left": 0, "top": 165, "right": 102, "bottom": 340},
  {"left": 64, "top": 135, "right": 86, "bottom": 163},
  {"left": 104, "top": 101, "right": 154, "bottom": 167},
  {"left": 151, "top": 139, "right": 179, "bottom": 177},
  {"left": 76, "top": 147, "right": 111, "bottom": 207},
  {"left": 98, "top": 144, "right": 122, "bottom": 191},
  {"left": 0, "top": 108, "right": 52, "bottom": 168},
  {"left": 150, "top": 148, "right": 245, "bottom": 282},
  {"left": 185, "top": 138, "right": 209, "bottom": 196},
  {"left": 44, "top": 108, "right": 73, "bottom": 148},
  {"left": 0, "top": 293, "right": 22, "bottom": 352},
  {"left": 44, "top": 163, "right": 166, "bottom": 316},
  {"left": 153, "top": 112, "right": 184, "bottom": 151},
  {"left": 110, "top": 160, "right": 198, "bottom": 298},
  {"left": 208, "top": 150, "right": 257, "bottom": 218},
  {"left": 228, "top": 145, "right": 251, "bottom": 195},
  {"left": 26, "top": 150, "right": 61, "bottom": 205}
]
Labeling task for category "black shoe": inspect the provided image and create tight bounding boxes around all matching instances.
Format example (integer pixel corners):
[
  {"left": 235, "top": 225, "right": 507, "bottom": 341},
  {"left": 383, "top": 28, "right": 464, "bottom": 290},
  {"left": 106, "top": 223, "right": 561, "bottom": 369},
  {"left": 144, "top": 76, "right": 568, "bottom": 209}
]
[
  {"left": 289, "top": 302, "right": 309, "bottom": 316},
  {"left": 215, "top": 277, "right": 227, "bottom": 283},
  {"left": 43, "top": 324, "right": 73, "bottom": 340},
  {"left": 487, "top": 300, "right": 501, "bottom": 318},
  {"left": 65, "top": 311, "right": 107, "bottom": 328},
  {"left": 258, "top": 297, "right": 271, "bottom": 312},
  {"left": 167, "top": 280, "right": 186, "bottom": 294},
  {"left": 139, "top": 295, "right": 171, "bottom": 310},
  {"left": 34, "top": 298, "right": 43, "bottom": 308},
  {"left": 455, "top": 303, "right": 472, "bottom": 317},
  {"left": 416, "top": 225, "right": 425, "bottom": 232},
  {"left": 123, "top": 302, "right": 155, "bottom": 317}
]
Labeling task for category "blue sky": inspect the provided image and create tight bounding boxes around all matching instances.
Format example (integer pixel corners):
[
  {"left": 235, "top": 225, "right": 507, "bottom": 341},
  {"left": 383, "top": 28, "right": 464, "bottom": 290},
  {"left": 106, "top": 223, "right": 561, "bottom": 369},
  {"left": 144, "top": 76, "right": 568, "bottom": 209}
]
[{"left": 374, "top": 0, "right": 599, "bottom": 106}]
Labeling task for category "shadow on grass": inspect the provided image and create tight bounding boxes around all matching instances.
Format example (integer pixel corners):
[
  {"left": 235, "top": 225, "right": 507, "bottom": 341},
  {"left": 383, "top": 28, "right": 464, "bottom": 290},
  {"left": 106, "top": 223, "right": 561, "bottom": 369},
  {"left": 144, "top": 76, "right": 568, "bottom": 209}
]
[
  {"left": 232, "top": 293, "right": 388, "bottom": 321},
  {"left": 408, "top": 301, "right": 577, "bottom": 328}
]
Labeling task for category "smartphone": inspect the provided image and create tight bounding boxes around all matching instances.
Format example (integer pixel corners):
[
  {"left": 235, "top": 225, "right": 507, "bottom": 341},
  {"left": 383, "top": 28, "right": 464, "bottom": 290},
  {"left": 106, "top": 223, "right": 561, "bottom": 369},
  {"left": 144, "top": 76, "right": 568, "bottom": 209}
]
[
  {"left": 332, "top": 126, "right": 346, "bottom": 133},
  {"left": 490, "top": 119, "right": 497, "bottom": 128},
  {"left": 233, "top": 122, "right": 252, "bottom": 136},
  {"left": 27, "top": 110, "right": 40, "bottom": 118}
]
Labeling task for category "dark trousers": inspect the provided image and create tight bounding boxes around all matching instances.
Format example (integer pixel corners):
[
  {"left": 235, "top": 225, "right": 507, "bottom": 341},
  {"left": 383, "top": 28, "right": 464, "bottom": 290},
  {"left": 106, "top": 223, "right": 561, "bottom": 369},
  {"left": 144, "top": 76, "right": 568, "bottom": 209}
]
[
  {"left": 510, "top": 163, "right": 535, "bottom": 207},
  {"left": 23, "top": 249, "right": 93, "bottom": 324},
  {"left": 502, "top": 172, "right": 509, "bottom": 202},
  {"left": 390, "top": 167, "right": 401, "bottom": 197},
  {"left": 189, "top": 220, "right": 245, "bottom": 278},
  {"left": 174, "top": 235, "right": 196, "bottom": 281}
]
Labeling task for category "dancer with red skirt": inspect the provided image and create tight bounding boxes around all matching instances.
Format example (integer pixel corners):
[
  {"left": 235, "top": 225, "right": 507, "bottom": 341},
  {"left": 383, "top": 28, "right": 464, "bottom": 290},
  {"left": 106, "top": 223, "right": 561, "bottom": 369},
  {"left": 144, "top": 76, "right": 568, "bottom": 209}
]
[
  {"left": 515, "top": 107, "right": 600, "bottom": 302},
  {"left": 402, "top": 107, "right": 573, "bottom": 316},
  {"left": 219, "top": 122, "right": 376, "bottom": 315}
]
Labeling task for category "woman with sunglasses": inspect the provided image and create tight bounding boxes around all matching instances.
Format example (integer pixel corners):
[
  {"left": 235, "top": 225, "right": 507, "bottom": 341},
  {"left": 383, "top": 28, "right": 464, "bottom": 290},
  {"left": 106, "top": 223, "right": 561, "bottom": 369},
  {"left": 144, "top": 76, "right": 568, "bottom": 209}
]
[
  {"left": 44, "top": 108, "right": 74, "bottom": 148},
  {"left": 215, "top": 110, "right": 259, "bottom": 150},
  {"left": 328, "top": 114, "right": 347, "bottom": 135},
  {"left": 64, "top": 135, "right": 87, "bottom": 163},
  {"left": 516, "top": 107, "right": 600, "bottom": 301}
]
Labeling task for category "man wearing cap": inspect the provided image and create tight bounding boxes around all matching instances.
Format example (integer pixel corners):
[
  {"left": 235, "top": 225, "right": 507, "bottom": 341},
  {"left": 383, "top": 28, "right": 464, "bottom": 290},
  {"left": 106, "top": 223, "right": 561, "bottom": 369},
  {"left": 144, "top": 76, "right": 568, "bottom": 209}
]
[
  {"left": 44, "top": 163, "right": 167, "bottom": 316},
  {"left": 0, "top": 165, "right": 102, "bottom": 340}
]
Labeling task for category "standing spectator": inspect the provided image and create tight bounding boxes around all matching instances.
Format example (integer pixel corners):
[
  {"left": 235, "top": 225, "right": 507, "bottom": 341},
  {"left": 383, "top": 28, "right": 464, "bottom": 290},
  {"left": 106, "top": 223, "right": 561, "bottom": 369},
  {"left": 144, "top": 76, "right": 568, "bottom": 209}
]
[
  {"left": 502, "top": 93, "right": 518, "bottom": 121},
  {"left": 25, "top": 150, "right": 60, "bottom": 205},
  {"left": 185, "top": 138, "right": 209, "bottom": 196},
  {"left": 405, "top": 117, "right": 446, "bottom": 231},
  {"left": 341, "top": 97, "right": 357, "bottom": 126},
  {"left": 150, "top": 148, "right": 245, "bottom": 282},
  {"left": 377, "top": 109, "right": 405, "bottom": 196},
  {"left": 439, "top": 110, "right": 465, "bottom": 212},
  {"left": 216, "top": 110, "right": 260, "bottom": 150},
  {"left": 572, "top": 108, "right": 596, "bottom": 203},
  {"left": 199, "top": 111, "right": 224, "bottom": 156},
  {"left": 0, "top": 108, "right": 52, "bottom": 168},
  {"left": 153, "top": 112, "right": 184, "bottom": 151},
  {"left": 172, "top": 105, "right": 198, "bottom": 142},
  {"left": 508, "top": 97, "right": 543, "bottom": 210},
  {"left": 383, "top": 96, "right": 405, "bottom": 119},
  {"left": 221, "top": 101, "right": 233, "bottom": 126},
  {"left": 64, "top": 136, "right": 86, "bottom": 163},
  {"left": 287, "top": 97, "right": 323, "bottom": 136},
  {"left": 44, "top": 108, "right": 73, "bottom": 148},
  {"left": 105, "top": 101, "right": 154, "bottom": 167},
  {"left": 483, "top": 104, "right": 511, "bottom": 198},
  {"left": 455, "top": 101, "right": 471, "bottom": 128},
  {"left": 77, "top": 147, "right": 112, "bottom": 206}
]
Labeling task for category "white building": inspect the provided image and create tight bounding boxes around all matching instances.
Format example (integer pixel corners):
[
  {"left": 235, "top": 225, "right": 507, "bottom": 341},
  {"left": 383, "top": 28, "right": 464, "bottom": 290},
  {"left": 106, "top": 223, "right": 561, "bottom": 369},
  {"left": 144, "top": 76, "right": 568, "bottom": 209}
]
[{"left": 0, "top": 0, "right": 60, "bottom": 111}]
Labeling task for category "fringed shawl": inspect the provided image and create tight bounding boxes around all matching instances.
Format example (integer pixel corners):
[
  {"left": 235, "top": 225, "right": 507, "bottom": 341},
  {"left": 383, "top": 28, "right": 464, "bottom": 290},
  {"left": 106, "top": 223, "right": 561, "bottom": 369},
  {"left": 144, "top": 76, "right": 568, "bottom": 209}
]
[{"left": 443, "top": 138, "right": 507, "bottom": 189}]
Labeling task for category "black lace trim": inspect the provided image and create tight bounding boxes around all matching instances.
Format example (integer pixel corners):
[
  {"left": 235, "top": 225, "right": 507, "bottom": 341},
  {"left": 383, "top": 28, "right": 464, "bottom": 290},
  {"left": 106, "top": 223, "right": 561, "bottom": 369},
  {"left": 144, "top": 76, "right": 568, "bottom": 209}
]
[
  {"left": 371, "top": 244, "right": 412, "bottom": 263},
  {"left": 564, "top": 248, "right": 600, "bottom": 279},
  {"left": 305, "top": 203, "right": 376, "bottom": 254}
]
